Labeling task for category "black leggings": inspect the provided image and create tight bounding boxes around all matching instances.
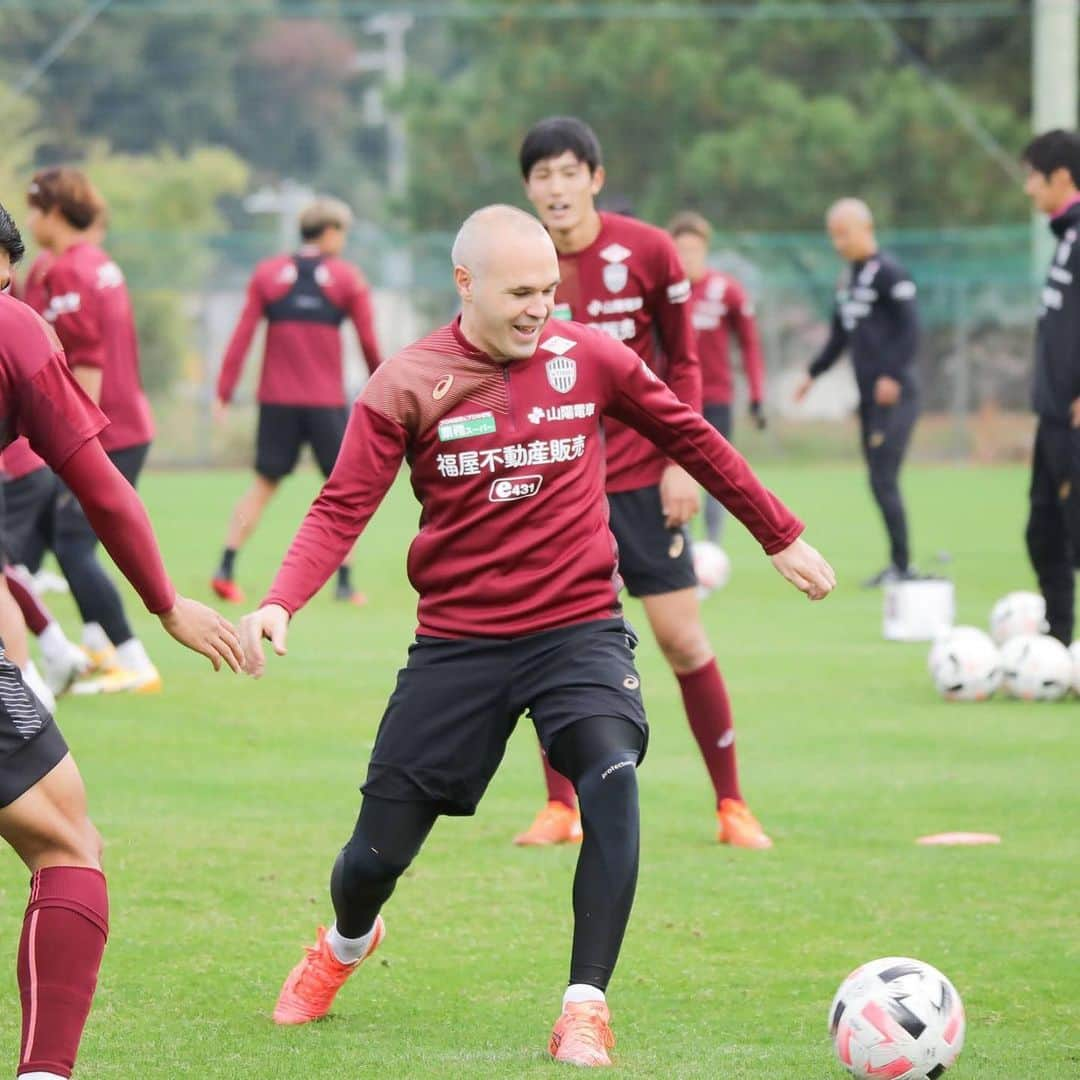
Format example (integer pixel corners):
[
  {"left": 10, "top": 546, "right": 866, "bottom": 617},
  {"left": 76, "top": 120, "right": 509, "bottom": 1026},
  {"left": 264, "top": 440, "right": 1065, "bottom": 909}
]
[{"left": 331, "top": 715, "right": 644, "bottom": 992}]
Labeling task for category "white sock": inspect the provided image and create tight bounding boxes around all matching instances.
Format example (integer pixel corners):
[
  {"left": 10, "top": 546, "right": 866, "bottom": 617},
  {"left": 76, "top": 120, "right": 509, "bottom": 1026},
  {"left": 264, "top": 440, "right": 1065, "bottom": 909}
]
[
  {"left": 326, "top": 921, "right": 374, "bottom": 965},
  {"left": 116, "top": 638, "right": 153, "bottom": 673},
  {"left": 37, "top": 621, "right": 68, "bottom": 665},
  {"left": 563, "top": 984, "right": 606, "bottom": 1008},
  {"left": 20, "top": 1073, "right": 68, "bottom": 1079},
  {"left": 82, "top": 622, "right": 110, "bottom": 653}
]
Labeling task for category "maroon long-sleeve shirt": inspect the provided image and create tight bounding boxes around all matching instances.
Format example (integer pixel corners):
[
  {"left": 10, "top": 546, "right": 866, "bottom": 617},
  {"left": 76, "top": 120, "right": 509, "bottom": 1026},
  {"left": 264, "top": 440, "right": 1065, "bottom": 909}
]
[
  {"left": 552, "top": 212, "right": 700, "bottom": 492},
  {"left": 263, "top": 318, "right": 802, "bottom": 638},
  {"left": 691, "top": 269, "right": 766, "bottom": 407},
  {"left": 0, "top": 293, "right": 174, "bottom": 614},
  {"left": 216, "top": 249, "right": 383, "bottom": 408}
]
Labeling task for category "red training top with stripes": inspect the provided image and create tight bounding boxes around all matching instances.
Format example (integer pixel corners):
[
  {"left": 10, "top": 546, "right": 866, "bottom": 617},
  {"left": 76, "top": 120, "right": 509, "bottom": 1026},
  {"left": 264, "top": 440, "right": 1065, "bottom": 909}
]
[
  {"left": 0, "top": 294, "right": 174, "bottom": 613},
  {"left": 263, "top": 318, "right": 803, "bottom": 638},
  {"left": 216, "top": 249, "right": 383, "bottom": 408},
  {"left": 43, "top": 242, "right": 154, "bottom": 452},
  {"left": 691, "top": 269, "right": 766, "bottom": 407},
  {"left": 3, "top": 252, "right": 56, "bottom": 479},
  {"left": 552, "top": 212, "right": 700, "bottom": 493}
]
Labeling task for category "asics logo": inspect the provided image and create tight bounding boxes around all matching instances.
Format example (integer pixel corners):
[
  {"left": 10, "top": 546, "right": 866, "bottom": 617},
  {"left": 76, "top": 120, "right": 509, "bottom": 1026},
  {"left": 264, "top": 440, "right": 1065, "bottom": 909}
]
[{"left": 433, "top": 374, "right": 454, "bottom": 400}]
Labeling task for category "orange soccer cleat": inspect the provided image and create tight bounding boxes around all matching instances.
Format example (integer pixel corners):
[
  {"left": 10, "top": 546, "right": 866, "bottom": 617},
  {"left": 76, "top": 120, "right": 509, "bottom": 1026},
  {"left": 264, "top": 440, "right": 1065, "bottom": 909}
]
[
  {"left": 717, "top": 798, "right": 773, "bottom": 850},
  {"left": 272, "top": 919, "right": 385, "bottom": 1026},
  {"left": 513, "top": 801, "right": 583, "bottom": 846},
  {"left": 211, "top": 577, "right": 245, "bottom": 604},
  {"left": 549, "top": 1000, "right": 615, "bottom": 1067}
]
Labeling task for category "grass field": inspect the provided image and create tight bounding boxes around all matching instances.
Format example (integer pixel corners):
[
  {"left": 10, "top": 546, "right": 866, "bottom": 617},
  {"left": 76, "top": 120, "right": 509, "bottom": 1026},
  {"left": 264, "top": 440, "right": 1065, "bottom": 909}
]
[{"left": 1, "top": 462, "right": 1078, "bottom": 1079}]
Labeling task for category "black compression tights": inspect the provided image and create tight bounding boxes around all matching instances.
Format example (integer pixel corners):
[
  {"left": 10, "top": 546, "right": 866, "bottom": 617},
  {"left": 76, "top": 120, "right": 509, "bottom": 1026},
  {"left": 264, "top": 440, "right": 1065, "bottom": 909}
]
[{"left": 330, "top": 715, "right": 643, "bottom": 994}]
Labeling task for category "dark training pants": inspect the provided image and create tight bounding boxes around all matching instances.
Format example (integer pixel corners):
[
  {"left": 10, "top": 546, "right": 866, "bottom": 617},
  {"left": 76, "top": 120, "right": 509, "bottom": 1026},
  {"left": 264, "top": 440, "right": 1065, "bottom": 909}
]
[
  {"left": 702, "top": 403, "right": 733, "bottom": 543},
  {"left": 859, "top": 395, "right": 918, "bottom": 571},
  {"left": 1025, "top": 420, "right": 1080, "bottom": 644},
  {"left": 331, "top": 715, "right": 644, "bottom": 993}
]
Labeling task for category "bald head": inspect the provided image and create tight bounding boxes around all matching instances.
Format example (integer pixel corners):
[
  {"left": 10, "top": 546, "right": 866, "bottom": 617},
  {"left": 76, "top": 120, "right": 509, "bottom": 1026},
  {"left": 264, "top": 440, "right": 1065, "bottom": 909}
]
[
  {"left": 451, "top": 204, "right": 555, "bottom": 275},
  {"left": 453, "top": 204, "right": 561, "bottom": 362},
  {"left": 826, "top": 198, "right": 877, "bottom": 262}
]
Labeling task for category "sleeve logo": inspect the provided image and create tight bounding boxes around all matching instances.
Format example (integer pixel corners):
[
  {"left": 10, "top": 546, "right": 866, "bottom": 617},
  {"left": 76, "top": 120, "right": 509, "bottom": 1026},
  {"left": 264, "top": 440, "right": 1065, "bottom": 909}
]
[{"left": 666, "top": 279, "right": 691, "bottom": 304}]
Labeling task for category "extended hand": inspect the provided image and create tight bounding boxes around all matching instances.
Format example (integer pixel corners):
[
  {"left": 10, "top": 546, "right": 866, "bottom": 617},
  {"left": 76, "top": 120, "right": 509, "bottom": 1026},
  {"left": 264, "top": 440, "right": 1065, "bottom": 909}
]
[
  {"left": 660, "top": 464, "right": 700, "bottom": 528},
  {"left": 159, "top": 595, "right": 244, "bottom": 672},
  {"left": 769, "top": 538, "right": 837, "bottom": 601},
  {"left": 874, "top": 376, "right": 901, "bottom": 407},
  {"left": 239, "top": 604, "right": 290, "bottom": 678}
]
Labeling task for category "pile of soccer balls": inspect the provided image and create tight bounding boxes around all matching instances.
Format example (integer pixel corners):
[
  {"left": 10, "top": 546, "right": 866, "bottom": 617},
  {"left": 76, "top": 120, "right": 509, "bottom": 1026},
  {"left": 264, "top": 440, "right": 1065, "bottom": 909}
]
[
  {"left": 829, "top": 956, "right": 966, "bottom": 1079},
  {"left": 929, "top": 590, "right": 1080, "bottom": 702}
]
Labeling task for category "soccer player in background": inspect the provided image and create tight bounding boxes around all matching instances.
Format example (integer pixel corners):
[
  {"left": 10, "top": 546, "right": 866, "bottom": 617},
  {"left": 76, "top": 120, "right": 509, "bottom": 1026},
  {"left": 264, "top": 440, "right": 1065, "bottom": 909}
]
[
  {"left": 517, "top": 116, "right": 773, "bottom": 849},
  {"left": 240, "top": 206, "right": 834, "bottom": 1067},
  {"left": 0, "top": 201, "right": 243, "bottom": 1080},
  {"left": 25, "top": 167, "right": 162, "bottom": 693},
  {"left": 668, "top": 211, "right": 767, "bottom": 544},
  {"left": 794, "top": 198, "right": 921, "bottom": 587},
  {"left": 1020, "top": 129, "right": 1080, "bottom": 644},
  {"left": 211, "top": 198, "right": 383, "bottom": 606}
]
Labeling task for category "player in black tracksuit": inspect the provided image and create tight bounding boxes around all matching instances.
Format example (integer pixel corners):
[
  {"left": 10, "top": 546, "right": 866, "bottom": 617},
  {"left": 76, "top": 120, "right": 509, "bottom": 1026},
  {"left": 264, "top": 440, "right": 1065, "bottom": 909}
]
[
  {"left": 1022, "top": 130, "right": 1080, "bottom": 644},
  {"left": 796, "top": 198, "right": 920, "bottom": 587}
]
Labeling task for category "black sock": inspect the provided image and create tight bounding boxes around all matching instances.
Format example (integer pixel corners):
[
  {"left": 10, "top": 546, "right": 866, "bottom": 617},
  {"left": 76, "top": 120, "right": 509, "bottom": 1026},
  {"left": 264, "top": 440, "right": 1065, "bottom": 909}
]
[
  {"left": 337, "top": 564, "right": 352, "bottom": 592},
  {"left": 218, "top": 548, "right": 237, "bottom": 579}
]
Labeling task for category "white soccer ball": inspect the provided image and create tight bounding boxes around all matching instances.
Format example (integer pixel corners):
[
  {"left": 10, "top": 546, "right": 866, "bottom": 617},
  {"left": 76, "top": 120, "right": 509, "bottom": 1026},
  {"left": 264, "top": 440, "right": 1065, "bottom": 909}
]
[
  {"left": 692, "top": 540, "right": 731, "bottom": 594},
  {"left": 829, "top": 956, "right": 965, "bottom": 1080},
  {"left": 989, "top": 590, "right": 1047, "bottom": 645},
  {"left": 928, "top": 626, "right": 1001, "bottom": 701},
  {"left": 1000, "top": 633, "right": 1073, "bottom": 701}
]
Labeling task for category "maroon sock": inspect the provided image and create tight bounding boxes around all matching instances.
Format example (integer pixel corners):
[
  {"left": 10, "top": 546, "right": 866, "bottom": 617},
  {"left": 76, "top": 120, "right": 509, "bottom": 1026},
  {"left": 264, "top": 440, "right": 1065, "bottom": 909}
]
[
  {"left": 5, "top": 569, "right": 51, "bottom": 636},
  {"left": 540, "top": 746, "right": 577, "bottom": 810},
  {"left": 18, "top": 866, "right": 109, "bottom": 1079},
  {"left": 676, "top": 659, "right": 742, "bottom": 808}
]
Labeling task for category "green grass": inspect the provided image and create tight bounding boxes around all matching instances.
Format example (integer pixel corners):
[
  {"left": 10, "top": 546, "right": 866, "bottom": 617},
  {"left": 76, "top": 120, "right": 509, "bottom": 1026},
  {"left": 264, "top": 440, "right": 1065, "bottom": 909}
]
[{"left": 2, "top": 463, "right": 1079, "bottom": 1078}]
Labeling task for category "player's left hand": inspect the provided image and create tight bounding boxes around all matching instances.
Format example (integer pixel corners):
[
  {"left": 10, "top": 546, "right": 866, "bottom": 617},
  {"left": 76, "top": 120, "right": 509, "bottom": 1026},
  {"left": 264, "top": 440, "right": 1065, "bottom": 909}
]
[
  {"left": 660, "top": 464, "right": 700, "bottom": 527},
  {"left": 874, "top": 375, "right": 901, "bottom": 406},
  {"left": 159, "top": 595, "right": 244, "bottom": 672},
  {"left": 239, "top": 604, "right": 290, "bottom": 678},
  {"left": 769, "top": 537, "right": 837, "bottom": 601},
  {"left": 749, "top": 401, "right": 767, "bottom": 430}
]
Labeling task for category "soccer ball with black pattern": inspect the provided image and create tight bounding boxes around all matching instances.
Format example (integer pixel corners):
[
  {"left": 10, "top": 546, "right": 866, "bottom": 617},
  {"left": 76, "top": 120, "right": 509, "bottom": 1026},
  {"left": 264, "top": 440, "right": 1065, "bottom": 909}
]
[
  {"left": 927, "top": 626, "right": 1001, "bottom": 702},
  {"left": 829, "top": 956, "right": 965, "bottom": 1079},
  {"left": 999, "top": 633, "right": 1073, "bottom": 701},
  {"left": 989, "top": 590, "right": 1047, "bottom": 645}
]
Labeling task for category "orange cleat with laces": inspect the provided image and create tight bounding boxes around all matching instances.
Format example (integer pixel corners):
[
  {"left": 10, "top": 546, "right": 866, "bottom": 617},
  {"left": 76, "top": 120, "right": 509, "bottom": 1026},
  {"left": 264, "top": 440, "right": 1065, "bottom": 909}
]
[
  {"left": 717, "top": 798, "right": 773, "bottom": 849},
  {"left": 549, "top": 1000, "right": 615, "bottom": 1067},
  {"left": 272, "top": 919, "right": 385, "bottom": 1025},
  {"left": 513, "top": 801, "right": 583, "bottom": 846},
  {"left": 211, "top": 577, "right": 245, "bottom": 604}
]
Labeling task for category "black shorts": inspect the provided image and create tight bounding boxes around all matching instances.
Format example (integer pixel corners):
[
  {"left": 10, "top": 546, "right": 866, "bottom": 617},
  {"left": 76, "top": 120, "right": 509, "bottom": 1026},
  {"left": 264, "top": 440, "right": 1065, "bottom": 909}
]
[
  {"left": 0, "top": 468, "right": 57, "bottom": 570},
  {"left": 608, "top": 484, "right": 697, "bottom": 598},
  {"left": 0, "top": 649, "right": 67, "bottom": 808},
  {"left": 362, "top": 618, "right": 648, "bottom": 816},
  {"left": 255, "top": 404, "right": 348, "bottom": 481},
  {"left": 53, "top": 441, "right": 151, "bottom": 548}
]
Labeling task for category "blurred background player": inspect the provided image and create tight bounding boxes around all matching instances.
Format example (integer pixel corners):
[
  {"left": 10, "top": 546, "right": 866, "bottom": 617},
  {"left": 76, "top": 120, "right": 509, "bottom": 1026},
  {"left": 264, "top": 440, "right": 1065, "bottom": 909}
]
[
  {"left": 0, "top": 199, "right": 243, "bottom": 1080},
  {"left": 668, "top": 211, "right": 767, "bottom": 544},
  {"left": 518, "top": 116, "right": 773, "bottom": 850},
  {"left": 794, "top": 198, "right": 921, "bottom": 588},
  {"left": 211, "top": 197, "right": 383, "bottom": 606},
  {"left": 26, "top": 167, "right": 162, "bottom": 694},
  {"left": 1020, "top": 129, "right": 1080, "bottom": 645}
]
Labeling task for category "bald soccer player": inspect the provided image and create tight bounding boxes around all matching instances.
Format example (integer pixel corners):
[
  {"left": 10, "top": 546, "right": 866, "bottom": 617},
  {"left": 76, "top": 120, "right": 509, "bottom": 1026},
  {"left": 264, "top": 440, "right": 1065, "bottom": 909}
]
[
  {"left": 795, "top": 198, "right": 921, "bottom": 587},
  {"left": 241, "top": 205, "right": 835, "bottom": 1069}
]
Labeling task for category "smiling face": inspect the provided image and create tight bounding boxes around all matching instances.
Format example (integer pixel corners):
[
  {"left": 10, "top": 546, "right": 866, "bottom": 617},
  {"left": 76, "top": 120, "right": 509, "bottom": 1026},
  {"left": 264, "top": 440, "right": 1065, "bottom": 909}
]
[{"left": 523, "top": 150, "right": 605, "bottom": 241}]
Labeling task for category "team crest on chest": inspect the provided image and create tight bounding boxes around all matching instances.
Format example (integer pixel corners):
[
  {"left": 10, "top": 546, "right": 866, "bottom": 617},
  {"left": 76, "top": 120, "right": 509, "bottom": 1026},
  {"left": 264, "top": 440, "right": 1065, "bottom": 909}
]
[
  {"left": 541, "top": 336, "right": 577, "bottom": 393},
  {"left": 600, "top": 243, "right": 631, "bottom": 294}
]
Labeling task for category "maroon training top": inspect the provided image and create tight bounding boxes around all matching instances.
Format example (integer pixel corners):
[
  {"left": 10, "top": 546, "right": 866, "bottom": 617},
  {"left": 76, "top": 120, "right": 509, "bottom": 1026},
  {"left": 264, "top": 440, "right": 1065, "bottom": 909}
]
[
  {"left": 0, "top": 293, "right": 174, "bottom": 613},
  {"left": 552, "top": 212, "right": 700, "bottom": 493},
  {"left": 216, "top": 250, "right": 383, "bottom": 408},
  {"left": 43, "top": 242, "right": 154, "bottom": 452},
  {"left": 691, "top": 269, "right": 766, "bottom": 407},
  {"left": 263, "top": 317, "right": 802, "bottom": 638}
]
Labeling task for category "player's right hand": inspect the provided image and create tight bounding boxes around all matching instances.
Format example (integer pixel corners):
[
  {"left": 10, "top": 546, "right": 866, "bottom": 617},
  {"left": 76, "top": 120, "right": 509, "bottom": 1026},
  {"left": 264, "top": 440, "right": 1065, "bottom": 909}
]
[
  {"left": 793, "top": 374, "right": 813, "bottom": 403},
  {"left": 769, "top": 537, "right": 836, "bottom": 601},
  {"left": 239, "top": 604, "right": 290, "bottom": 678},
  {"left": 212, "top": 399, "right": 229, "bottom": 424},
  {"left": 159, "top": 595, "right": 244, "bottom": 672}
]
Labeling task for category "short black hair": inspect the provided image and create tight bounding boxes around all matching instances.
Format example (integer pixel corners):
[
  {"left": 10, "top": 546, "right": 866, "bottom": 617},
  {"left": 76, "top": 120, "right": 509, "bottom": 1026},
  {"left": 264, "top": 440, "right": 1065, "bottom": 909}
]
[
  {"left": 519, "top": 116, "right": 603, "bottom": 179},
  {"left": 0, "top": 201, "right": 26, "bottom": 266},
  {"left": 1023, "top": 129, "right": 1080, "bottom": 186}
]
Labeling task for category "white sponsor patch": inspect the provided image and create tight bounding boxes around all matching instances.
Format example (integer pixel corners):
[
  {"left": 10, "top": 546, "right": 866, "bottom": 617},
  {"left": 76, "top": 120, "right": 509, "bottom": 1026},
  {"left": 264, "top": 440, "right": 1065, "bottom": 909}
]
[
  {"left": 586, "top": 296, "right": 643, "bottom": 317},
  {"left": 666, "top": 278, "right": 691, "bottom": 304},
  {"left": 891, "top": 280, "right": 917, "bottom": 301},
  {"left": 97, "top": 261, "right": 125, "bottom": 289},
  {"left": 540, "top": 335, "right": 576, "bottom": 356},
  {"left": 436, "top": 436, "right": 587, "bottom": 477},
  {"left": 600, "top": 243, "right": 631, "bottom": 263},
  {"left": 527, "top": 402, "right": 596, "bottom": 424},
  {"left": 546, "top": 355, "right": 577, "bottom": 393},
  {"left": 489, "top": 475, "right": 543, "bottom": 502},
  {"left": 46, "top": 292, "right": 81, "bottom": 321}
]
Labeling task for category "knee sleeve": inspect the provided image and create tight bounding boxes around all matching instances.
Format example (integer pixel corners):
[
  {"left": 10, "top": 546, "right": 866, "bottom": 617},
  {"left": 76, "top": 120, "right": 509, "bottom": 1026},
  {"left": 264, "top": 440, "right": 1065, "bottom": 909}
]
[{"left": 330, "top": 831, "right": 412, "bottom": 939}]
